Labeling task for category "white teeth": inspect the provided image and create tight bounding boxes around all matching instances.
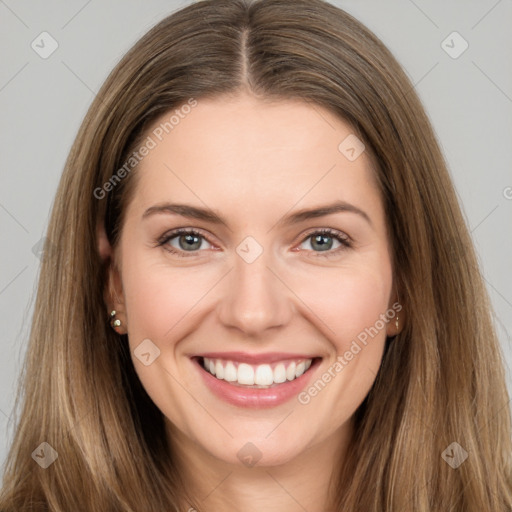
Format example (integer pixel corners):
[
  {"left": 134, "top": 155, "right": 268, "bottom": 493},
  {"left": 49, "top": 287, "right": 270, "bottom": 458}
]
[
  {"left": 202, "top": 357, "right": 314, "bottom": 387},
  {"left": 254, "top": 364, "right": 273, "bottom": 386},
  {"left": 237, "top": 363, "right": 254, "bottom": 385},
  {"left": 215, "top": 360, "right": 224, "bottom": 379},
  {"left": 273, "top": 363, "right": 287, "bottom": 383},
  {"left": 224, "top": 361, "right": 237, "bottom": 382},
  {"left": 286, "top": 362, "right": 296, "bottom": 381}
]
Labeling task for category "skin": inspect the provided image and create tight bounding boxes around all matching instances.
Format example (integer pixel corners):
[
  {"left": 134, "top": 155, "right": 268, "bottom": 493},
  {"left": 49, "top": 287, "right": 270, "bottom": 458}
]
[{"left": 100, "top": 91, "right": 402, "bottom": 511}]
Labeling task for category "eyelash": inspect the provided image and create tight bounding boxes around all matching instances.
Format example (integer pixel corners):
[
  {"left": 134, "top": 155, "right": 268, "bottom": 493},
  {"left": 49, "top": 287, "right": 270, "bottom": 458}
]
[{"left": 156, "top": 227, "right": 352, "bottom": 258}]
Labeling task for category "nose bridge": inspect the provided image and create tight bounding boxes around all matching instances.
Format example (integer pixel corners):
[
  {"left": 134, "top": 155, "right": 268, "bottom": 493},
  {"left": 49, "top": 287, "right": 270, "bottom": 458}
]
[{"left": 218, "top": 237, "right": 292, "bottom": 335}]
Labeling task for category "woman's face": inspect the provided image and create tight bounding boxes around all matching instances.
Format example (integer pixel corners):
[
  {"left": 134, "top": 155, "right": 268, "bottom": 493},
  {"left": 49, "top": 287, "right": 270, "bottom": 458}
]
[{"left": 108, "top": 92, "right": 398, "bottom": 467}]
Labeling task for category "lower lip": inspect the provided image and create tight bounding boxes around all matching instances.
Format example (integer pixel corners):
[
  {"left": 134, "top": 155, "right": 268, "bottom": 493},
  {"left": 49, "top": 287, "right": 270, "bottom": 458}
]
[{"left": 193, "top": 357, "right": 319, "bottom": 408}]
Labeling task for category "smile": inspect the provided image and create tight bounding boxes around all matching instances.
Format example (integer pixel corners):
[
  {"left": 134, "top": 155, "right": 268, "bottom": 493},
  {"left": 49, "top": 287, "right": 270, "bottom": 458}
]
[
  {"left": 202, "top": 357, "right": 313, "bottom": 388},
  {"left": 192, "top": 353, "right": 321, "bottom": 408}
]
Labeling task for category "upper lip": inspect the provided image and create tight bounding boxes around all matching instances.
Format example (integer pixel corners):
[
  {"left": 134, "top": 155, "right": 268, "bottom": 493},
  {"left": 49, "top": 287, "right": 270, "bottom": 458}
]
[{"left": 194, "top": 352, "right": 319, "bottom": 364}]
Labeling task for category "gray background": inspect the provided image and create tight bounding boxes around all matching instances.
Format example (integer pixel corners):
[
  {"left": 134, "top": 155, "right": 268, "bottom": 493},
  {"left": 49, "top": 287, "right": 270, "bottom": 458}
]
[{"left": 1, "top": 0, "right": 511, "bottom": 472}]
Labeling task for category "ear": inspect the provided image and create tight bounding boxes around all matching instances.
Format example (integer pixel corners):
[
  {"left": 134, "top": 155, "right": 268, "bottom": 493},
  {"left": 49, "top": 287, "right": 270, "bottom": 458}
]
[
  {"left": 97, "top": 218, "right": 113, "bottom": 262},
  {"left": 386, "top": 286, "right": 404, "bottom": 337},
  {"left": 97, "top": 221, "right": 127, "bottom": 334}
]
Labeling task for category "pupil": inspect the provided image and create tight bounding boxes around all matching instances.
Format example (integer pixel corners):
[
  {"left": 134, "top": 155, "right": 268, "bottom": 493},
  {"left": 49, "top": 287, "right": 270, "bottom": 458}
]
[
  {"left": 180, "top": 234, "right": 201, "bottom": 250},
  {"left": 312, "top": 234, "right": 332, "bottom": 251}
]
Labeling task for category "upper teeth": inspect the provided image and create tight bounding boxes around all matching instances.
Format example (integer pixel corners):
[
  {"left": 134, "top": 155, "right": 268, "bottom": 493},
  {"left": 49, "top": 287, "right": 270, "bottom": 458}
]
[{"left": 203, "top": 357, "right": 313, "bottom": 387}]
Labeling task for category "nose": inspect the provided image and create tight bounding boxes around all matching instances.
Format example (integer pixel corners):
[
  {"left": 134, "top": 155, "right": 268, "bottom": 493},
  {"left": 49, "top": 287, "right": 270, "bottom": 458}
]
[{"left": 217, "top": 245, "right": 294, "bottom": 336}]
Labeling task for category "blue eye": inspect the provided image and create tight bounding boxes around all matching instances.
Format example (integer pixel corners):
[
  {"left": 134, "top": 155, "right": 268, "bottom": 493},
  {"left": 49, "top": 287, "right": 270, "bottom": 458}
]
[
  {"left": 170, "top": 232, "right": 205, "bottom": 251},
  {"left": 157, "top": 228, "right": 212, "bottom": 257},
  {"left": 299, "top": 229, "right": 351, "bottom": 257}
]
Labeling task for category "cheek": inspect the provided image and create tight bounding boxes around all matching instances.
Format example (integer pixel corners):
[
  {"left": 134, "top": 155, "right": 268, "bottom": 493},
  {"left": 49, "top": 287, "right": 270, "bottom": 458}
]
[
  {"left": 293, "top": 259, "right": 392, "bottom": 354},
  {"left": 293, "top": 264, "right": 392, "bottom": 427},
  {"left": 120, "top": 250, "right": 216, "bottom": 343}
]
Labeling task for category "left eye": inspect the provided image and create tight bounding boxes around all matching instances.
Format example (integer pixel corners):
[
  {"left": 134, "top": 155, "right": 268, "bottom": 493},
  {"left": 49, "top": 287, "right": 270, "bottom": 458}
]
[{"left": 298, "top": 230, "right": 350, "bottom": 254}]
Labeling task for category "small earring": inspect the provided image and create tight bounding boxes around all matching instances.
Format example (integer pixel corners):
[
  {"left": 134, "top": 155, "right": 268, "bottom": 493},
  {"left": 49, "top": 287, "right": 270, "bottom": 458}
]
[
  {"left": 395, "top": 314, "right": 399, "bottom": 331},
  {"left": 110, "top": 310, "right": 122, "bottom": 330}
]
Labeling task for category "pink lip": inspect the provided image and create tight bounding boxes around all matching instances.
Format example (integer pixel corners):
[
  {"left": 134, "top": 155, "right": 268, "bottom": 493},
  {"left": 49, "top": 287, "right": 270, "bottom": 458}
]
[
  {"left": 196, "top": 351, "right": 316, "bottom": 364},
  {"left": 192, "top": 356, "right": 320, "bottom": 409}
]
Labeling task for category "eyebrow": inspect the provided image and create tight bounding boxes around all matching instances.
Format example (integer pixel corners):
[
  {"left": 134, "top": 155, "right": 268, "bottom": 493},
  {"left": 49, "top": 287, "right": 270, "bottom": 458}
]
[{"left": 142, "top": 200, "right": 373, "bottom": 228}]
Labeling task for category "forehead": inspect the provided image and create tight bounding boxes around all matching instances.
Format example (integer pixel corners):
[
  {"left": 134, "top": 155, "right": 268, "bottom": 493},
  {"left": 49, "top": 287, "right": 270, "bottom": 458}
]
[{"left": 127, "top": 94, "right": 382, "bottom": 223}]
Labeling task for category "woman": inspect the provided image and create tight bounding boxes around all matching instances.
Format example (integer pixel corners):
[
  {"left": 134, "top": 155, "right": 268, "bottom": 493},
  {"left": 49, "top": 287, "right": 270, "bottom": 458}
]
[{"left": 1, "top": 0, "right": 511, "bottom": 510}]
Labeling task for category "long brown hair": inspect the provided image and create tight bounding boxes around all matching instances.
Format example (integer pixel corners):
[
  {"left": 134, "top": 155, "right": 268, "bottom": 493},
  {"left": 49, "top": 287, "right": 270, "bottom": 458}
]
[{"left": 1, "top": 0, "right": 511, "bottom": 510}]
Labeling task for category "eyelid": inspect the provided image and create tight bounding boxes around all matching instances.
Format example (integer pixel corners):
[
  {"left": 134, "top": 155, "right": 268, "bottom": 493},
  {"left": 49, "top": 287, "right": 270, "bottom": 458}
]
[
  {"left": 297, "top": 227, "right": 352, "bottom": 245},
  {"left": 157, "top": 226, "right": 213, "bottom": 245}
]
